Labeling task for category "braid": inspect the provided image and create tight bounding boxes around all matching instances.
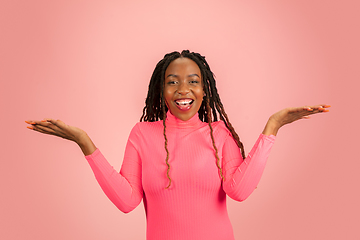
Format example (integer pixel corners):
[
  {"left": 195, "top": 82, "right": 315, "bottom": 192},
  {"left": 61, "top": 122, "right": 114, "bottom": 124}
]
[
  {"left": 141, "top": 50, "right": 246, "bottom": 188},
  {"left": 161, "top": 94, "right": 171, "bottom": 189},
  {"left": 205, "top": 98, "right": 224, "bottom": 180},
  {"left": 181, "top": 51, "right": 246, "bottom": 160}
]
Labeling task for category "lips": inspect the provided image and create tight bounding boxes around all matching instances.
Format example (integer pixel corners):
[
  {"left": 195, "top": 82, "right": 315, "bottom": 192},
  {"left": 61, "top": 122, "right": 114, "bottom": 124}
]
[{"left": 174, "top": 98, "right": 194, "bottom": 111}]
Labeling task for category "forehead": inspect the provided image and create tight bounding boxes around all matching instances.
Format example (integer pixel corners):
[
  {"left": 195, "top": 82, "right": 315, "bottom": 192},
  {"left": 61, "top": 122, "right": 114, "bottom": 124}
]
[{"left": 165, "top": 57, "right": 201, "bottom": 76}]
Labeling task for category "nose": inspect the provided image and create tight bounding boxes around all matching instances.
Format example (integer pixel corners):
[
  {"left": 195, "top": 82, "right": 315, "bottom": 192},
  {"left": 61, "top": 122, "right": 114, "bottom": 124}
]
[{"left": 176, "top": 82, "right": 190, "bottom": 95}]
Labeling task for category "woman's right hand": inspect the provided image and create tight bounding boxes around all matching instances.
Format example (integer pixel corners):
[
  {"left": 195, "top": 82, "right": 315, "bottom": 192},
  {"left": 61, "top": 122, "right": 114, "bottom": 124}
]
[
  {"left": 25, "top": 119, "right": 97, "bottom": 155},
  {"left": 25, "top": 119, "right": 86, "bottom": 144}
]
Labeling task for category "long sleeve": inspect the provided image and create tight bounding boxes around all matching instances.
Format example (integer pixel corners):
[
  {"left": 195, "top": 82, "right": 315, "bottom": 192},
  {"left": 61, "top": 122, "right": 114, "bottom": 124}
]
[
  {"left": 222, "top": 133, "right": 275, "bottom": 201},
  {"left": 85, "top": 125, "right": 143, "bottom": 213}
]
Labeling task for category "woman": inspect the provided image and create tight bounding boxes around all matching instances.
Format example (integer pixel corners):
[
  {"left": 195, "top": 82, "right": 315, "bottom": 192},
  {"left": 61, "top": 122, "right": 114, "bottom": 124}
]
[{"left": 25, "top": 50, "right": 329, "bottom": 240}]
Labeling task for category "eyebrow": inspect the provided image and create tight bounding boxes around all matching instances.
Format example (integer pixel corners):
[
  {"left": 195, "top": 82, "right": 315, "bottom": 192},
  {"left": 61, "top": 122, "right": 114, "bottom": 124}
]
[{"left": 166, "top": 74, "right": 200, "bottom": 78}]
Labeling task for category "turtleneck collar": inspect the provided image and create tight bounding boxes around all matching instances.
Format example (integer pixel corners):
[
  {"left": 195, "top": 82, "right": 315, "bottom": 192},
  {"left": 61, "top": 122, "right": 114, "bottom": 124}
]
[{"left": 165, "top": 111, "right": 203, "bottom": 129}]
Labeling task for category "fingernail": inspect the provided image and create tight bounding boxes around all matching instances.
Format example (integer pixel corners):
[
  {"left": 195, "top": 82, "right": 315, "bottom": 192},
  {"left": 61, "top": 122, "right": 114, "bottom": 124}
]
[{"left": 27, "top": 126, "right": 33, "bottom": 130}]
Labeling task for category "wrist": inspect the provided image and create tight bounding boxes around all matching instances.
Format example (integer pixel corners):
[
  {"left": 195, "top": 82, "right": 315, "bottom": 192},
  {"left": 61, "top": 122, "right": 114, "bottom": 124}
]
[
  {"left": 262, "top": 117, "right": 281, "bottom": 136},
  {"left": 74, "top": 132, "right": 97, "bottom": 156},
  {"left": 74, "top": 131, "right": 89, "bottom": 145}
]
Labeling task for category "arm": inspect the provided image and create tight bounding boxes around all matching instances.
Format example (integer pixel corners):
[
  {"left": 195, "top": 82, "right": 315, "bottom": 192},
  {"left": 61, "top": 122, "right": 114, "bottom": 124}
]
[
  {"left": 25, "top": 119, "right": 143, "bottom": 213},
  {"left": 222, "top": 104, "right": 330, "bottom": 201},
  {"left": 85, "top": 138, "right": 143, "bottom": 213},
  {"left": 222, "top": 133, "right": 275, "bottom": 201}
]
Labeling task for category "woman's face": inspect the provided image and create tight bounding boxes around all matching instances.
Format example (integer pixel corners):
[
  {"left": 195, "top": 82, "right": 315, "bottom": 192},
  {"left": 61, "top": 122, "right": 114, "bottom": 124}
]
[{"left": 164, "top": 57, "right": 204, "bottom": 121}]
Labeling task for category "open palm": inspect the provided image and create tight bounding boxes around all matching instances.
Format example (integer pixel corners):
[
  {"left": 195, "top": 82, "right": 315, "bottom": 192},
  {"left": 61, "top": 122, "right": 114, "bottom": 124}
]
[
  {"left": 270, "top": 104, "right": 330, "bottom": 127},
  {"left": 25, "top": 119, "right": 86, "bottom": 143}
]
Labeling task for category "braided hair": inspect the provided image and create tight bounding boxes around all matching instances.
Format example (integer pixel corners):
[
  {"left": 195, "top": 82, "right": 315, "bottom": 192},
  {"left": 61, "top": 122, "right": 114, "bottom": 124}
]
[{"left": 140, "top": 50, "right": 246, "bottom": 188}]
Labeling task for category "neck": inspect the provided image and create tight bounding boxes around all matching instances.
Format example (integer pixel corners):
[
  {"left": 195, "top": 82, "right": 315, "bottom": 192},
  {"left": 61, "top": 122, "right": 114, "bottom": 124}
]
[{"left": 165, "top": 111, "right": 202, "bottom": 129}]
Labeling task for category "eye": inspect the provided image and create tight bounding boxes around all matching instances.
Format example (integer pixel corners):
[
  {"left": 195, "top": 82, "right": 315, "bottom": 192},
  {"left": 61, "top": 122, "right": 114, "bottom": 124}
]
[
  {"left": 166, "top": 80, "right": 177, "bottom": 85},
  {"left": 189, "top": 80, "right": 199, "bottom": 84}
]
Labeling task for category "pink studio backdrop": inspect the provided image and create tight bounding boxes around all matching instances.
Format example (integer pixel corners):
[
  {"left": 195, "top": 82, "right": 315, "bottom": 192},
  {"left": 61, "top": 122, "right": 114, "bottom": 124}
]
[{"left": 1, "top": 0, "right": 359, "bottom": 239}]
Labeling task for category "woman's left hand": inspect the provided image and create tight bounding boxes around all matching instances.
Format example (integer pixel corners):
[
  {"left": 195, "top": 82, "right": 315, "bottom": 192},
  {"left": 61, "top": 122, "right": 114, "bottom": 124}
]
[{"left": 262, "top": 104, "right": 330, "bottom": 136}]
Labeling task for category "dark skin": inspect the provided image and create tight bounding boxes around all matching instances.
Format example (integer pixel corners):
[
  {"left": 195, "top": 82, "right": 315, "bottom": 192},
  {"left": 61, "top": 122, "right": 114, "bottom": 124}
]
[
  {"left": 25, "top": 104, "right": 330, "bottom": 156},
  {"left": 25, "top": 58, "right": 330, "bottom": 155},
  {"left": 164, "top": 58, "right": 204, "bottom": 121}
]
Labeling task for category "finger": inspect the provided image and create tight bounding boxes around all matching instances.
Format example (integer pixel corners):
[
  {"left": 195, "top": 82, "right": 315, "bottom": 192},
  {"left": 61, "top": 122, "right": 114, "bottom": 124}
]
[
  {"left": 302, "top": 106, "right": 313, "bottom": 111},
  {"left": 39, "top": 120, "right": 63, "bottom": 131},
  {"left": 311, "top": 106, "right": 330, "bottom": 113},
  {"left": 29, "top": 120, "right": 49, "bottom": 125},
  {"left": 29, "top": 119, "right": 61, "bottom": 131},
  {"left": 33, "top": 124, "right": 57, "bottom": 135},
  {"left": 319, "top": 105, "right": 330, "bottom": 112},
  {"left": 302, "top": 104, "right": 331, "bottom": 111},
  {"left": 317, "top": 104, "right": 330, "bottom": 108},
  {"left": 43, "top": 119, "right": 65, "bottom": 128},
  {"left": 32, "top": 126, "right": 53, "bottom": 135},
  {"left": 317, "top": 107, "right": 330, "bottom": 113},
  {"left": 299, "top": 105, "right": 329, "bottom": 114},
  {"left": 28, "top": 124, "right": 51, "bottom": 134},
  {"left": 42, "top": 118, "right": 54, "bottom": 122},
  {"left": 301, "top": 109, "right": 327, "bottom": 117},
  {"left": 33, "top": 120, "right": 57, "bottom": 130},
  {"left": 287, "top": 107, "right": 308, "bottom": 113},
  {"left": 309, "top": 104, "right": 331, "bottom": 110}
]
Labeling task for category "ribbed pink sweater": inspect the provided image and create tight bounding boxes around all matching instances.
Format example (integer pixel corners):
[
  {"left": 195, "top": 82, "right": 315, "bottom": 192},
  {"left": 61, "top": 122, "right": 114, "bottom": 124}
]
[{"left": 85, "top": 111, "right": 275, "bottom": 240}]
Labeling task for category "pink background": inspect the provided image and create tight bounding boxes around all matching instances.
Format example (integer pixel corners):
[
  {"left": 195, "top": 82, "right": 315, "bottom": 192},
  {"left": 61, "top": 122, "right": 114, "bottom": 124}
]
[{"left": 1, "top": 0, "right": 359, "bottom": 239}]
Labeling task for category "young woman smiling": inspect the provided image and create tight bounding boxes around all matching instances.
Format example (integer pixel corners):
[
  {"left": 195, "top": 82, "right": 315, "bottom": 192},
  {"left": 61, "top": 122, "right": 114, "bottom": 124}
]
[{"left": 26, "top": 50, "right": 330, "bottom": 240}]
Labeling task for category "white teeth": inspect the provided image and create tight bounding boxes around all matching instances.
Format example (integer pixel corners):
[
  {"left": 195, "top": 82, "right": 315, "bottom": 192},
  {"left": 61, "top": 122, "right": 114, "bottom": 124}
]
[{"left": 175, "top": 100, "right": 193, "bottom": 105}]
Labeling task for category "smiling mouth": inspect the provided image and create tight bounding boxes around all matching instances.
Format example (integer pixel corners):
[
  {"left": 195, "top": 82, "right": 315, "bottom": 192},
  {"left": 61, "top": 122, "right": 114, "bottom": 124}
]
[{"left": 174, "top": 99, "right": 194, "bottom": 110}]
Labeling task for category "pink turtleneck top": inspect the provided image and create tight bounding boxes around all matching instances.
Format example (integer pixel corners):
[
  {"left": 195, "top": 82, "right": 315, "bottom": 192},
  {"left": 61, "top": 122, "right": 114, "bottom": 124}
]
[{"left": 85, "top": 111, "right": 275, "bottom": 240}]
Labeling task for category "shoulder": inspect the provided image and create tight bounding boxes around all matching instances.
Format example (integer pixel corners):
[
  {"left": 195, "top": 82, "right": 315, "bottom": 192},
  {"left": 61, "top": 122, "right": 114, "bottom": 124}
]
[
  {"left": 210, "top": 120, "right": 233, "bottom": 142},
  {"left": 211, "top": 120, "right": 231, "bottom": 134},
  {"left": 133, "top": 120, "right": 161, "bottom": 128},
  {"left": 127, "top": 121, "right": 163, "bottom": 148},
  {"left": 130, "top": 120, "right": 163, "bottom": 136}
]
